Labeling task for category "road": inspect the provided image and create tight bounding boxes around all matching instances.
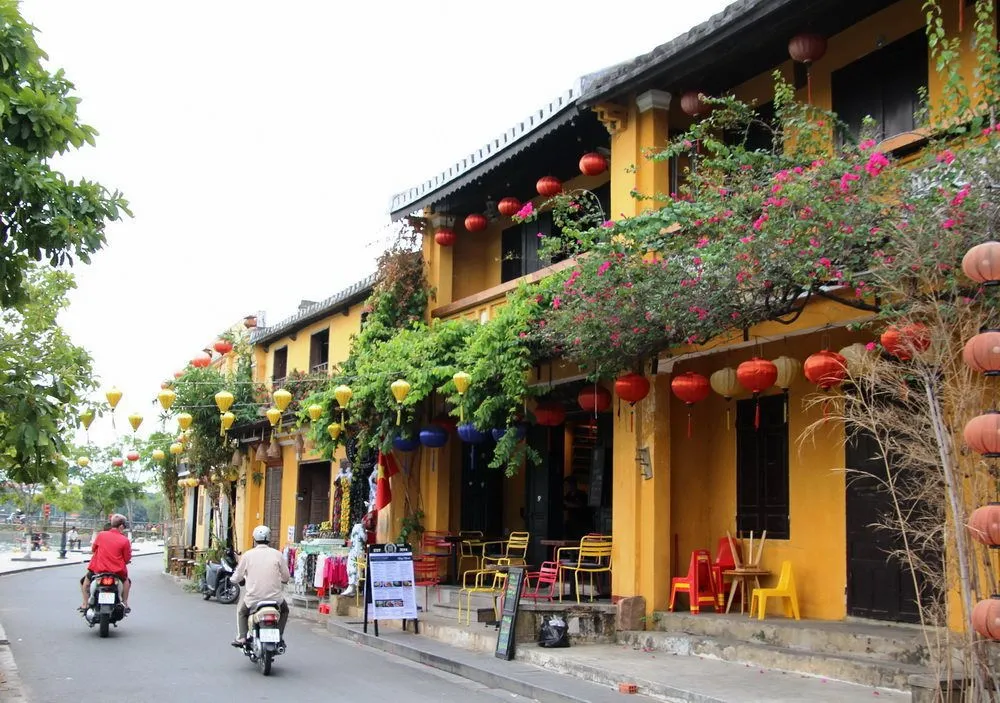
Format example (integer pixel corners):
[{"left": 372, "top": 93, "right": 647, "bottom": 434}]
[{"left": 0, "top": 556, "right": 534, "bottom": 702}]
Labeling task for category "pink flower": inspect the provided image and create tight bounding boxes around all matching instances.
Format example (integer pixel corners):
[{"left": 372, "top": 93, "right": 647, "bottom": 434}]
[
  {"left": 515, "top": 202, "right": 534, "bottom": 219},
  {"left": 941, "top": 218, "right": 957, "bottom": 229},
  {"left": 937, "top": 149, "right": 955, "bottom": 164},
  {"left": 740, "top": 235, "right": 754, "bottom": 244},
  {"left": 597, "top": 261, "right": 612, "bottom": 276},
  {"left": 865, "top": 342, "right": 876, "bottom": 351},
  {"left": 839, "top": 172, "right": 860, "bottom": 192},
  {"left": 602, "top": 220, "right": 615, "bottom": 228},
  {"left": 865, "top": 152, "right": 889, "bottom": 177},
  {"left": 951, "top": 184, "right": 971, "bottom": 207},
  {"left": 537, "top": 232, "right": 545, "bottom": 238},
  {"left": 518, "top": 332, "right": 528, "bottom": 338},
  {"left": 552, "top": 296, "right": 562, "bottom": 309},
  {"left": 817, "top": 257, "right": 832, "bottom": 269},
  {"left": 752, "top": 214, "right": 768, "bottom": 231},
  {"left": 859, "top": 139, "right": 877, "bottom": 151},
  {"left": 692, "top": 257, "right": 702, "bottom": 266},
  {"left": 695, "top": 237, "right": 710, "bottom": 249}
]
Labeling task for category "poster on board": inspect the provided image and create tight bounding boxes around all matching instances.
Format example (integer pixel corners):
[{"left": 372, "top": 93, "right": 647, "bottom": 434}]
[{"left": 367, "top": 543, "right": 418, "bottom": 621}]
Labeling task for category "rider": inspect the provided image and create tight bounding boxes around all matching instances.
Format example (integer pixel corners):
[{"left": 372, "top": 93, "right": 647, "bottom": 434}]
[
  {"left": 231, "top": 525, "right": 290, "bottom": 648},
  {"left": 80, "top": 514, "right": 132, "bottom": 612}
]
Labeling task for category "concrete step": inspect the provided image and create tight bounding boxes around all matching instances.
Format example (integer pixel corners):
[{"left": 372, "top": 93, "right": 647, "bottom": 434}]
[
  {"left": 438, "top": 587, "right": 504, "bottom": 608},
  {"left": 621, "top": 630, "right": 929, "bottom": 691},
  {"left": 651, "top": 611, "right": 930, "bottom": 666},
  {"left": 429, "top": 601, "right": 496, "bottom": 623}
]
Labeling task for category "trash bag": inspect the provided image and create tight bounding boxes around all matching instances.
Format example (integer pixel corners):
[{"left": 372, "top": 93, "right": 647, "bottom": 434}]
[{"left": 538, "top": 615, "right": 570, "bottom": 648}]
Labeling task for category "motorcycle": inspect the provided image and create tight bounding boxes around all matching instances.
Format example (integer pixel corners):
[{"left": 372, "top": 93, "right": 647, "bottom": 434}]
[
  {"left": 198, "top": 548, "right": 240, "bottom": 604},
  {"left": 237, "top": 600, "right": 285, "bottom": 675},
  {"left": 83, "top": 572, "right": 127, "bottom": 637}
]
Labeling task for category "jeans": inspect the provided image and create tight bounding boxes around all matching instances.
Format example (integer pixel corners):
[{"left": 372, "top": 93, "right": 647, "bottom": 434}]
[{"left": 237, "top": 600, "right": 288, "bottom": 639}]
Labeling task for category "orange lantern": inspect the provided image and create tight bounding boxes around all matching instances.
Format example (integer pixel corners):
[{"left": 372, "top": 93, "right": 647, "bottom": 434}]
[
  {"left": 434, "top": 228, "right": 456, "bottom": 247},
  {"left": 213, "top": 339, "right": 233, "bottom": 355},
  {"left": 968, "top": 503, "right": 1000, "bottom": 547},
  {"left": 579, "top": 152, "right": 607, "bottom": 176},
  {"left": 192, "top": 352, "right": 211, "bottom": 368},
  {"left": 962, "top": 241, "right": 1000, "bottom": 286},
  {"left": 670, "top": 372, "right": 710, "bottom": 438},
  {"left": 803, "top": 350, "right": 847, "bottom": 390},
  {"left": 679, "top": 90, "right": 712, "bottom": 117},
  {"left": 973, "top": 596, "right": 1000, "bottom": 640},
  {"left": 497, "top": 197, "right": 521, "bottom": 217},
  {"left": 615, "top": 372, "right": 650, "bottom": 404},
  {"left": 464, "top": 213, "right": 487, "bottom": 233},
  {"left": 964, "top": 411, "right": 1000, "bottom": 458},
  {"left": 533, "top": 401, "right": 566, "bottom": 427},
  {"left": 577, "top": 385, "right": 612, "bottom": 414},
  {"left": 536, "top": 176, "right": 562, "bottom": 197},
  {"left": 963, "top": 330, "right": 1000, "bottom": 376},
  {"left": 787, "top": 33, "right": 827, "bottom": 103},
  {"left": 736, "top": 358, "right": 778, "bottom": 430},
  {"left": 880, "top": 323, "right": 930, "bottom": 361}
]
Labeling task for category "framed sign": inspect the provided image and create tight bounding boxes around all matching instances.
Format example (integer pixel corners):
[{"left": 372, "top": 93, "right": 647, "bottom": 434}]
[
  {"left": 363, "top": 543, "right": 419, "bottom": 635},
  {"left": 494, "top": 566, "right": 525, "bottom": 660}
]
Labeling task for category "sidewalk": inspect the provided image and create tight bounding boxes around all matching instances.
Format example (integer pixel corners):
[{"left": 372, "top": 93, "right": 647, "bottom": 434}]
[{"left": 0, "top": 541, "right": 165, "bottom": 576}]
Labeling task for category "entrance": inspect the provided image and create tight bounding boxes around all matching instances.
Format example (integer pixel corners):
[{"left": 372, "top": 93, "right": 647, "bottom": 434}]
[
  {"left": 525, "top": 424, "right": 564, "bottom": 566},
  {"left": 845, "top": 429, "right": 930, "bottom": 623},
  {"left": 295, "top": 461, "right": 331, "bottom": 541},
  {"left": 263, "top": 465, "right": 282, "bottom": 548},
  {"left": 460, "top": 443, "right": 503, "bottom": 537}
]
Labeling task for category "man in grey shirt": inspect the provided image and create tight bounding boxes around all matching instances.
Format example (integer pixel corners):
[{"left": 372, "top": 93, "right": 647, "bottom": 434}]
[{"left": 231, "top": 525, "right": 290, "bottom": 648}]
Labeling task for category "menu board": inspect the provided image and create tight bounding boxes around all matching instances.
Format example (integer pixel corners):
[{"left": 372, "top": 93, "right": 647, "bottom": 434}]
[
  {"left": 367, "top": 544, "right": 418, "bottom": 622},
  {"left": 494, "top": 566, "right": 525, "bottom": 661}
]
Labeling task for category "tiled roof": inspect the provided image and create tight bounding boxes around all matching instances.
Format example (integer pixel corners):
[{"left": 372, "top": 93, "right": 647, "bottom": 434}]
[{"left": 250, "top": 274, "right": 376, "bottom": 346}]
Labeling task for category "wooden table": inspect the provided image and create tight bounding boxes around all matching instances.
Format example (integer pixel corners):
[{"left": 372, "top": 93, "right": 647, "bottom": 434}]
[
  {"left": 539, "top": 539, "right": 577, "bottom": 562},
  {"left": 723, "top": 568, "right": 771, "bottom": 614}
]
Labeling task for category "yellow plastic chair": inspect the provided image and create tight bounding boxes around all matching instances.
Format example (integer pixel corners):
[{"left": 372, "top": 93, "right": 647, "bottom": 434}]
[
  {"left": 354, "top": 553, "right": 367, "bottom": 607},
  {"left": 482, "top": 531, "right": 530, "bottom": 568},
  {"left": 458, "top": 531, "right": 485, "bottom": 575},
  {"left": 457, "top": 559, "right": 508, "bottom": 625},
  {"left": 557, "top": 535, "right": 613, "bottom": 603},
  {"left": 750, "top": 560, "right": 800, "bottom": 620}
]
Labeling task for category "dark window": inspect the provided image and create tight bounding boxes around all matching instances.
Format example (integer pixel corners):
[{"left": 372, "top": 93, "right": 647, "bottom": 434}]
[
  {"left": 501, "top": 212, "right": 557, "bottom": 283},
  {"left": 724, "top": 101, "right": 776, "bottom": 153},
  {"left": 832, "top": 29, "right": 927, "bottom": 143},
  {"left": 309, "top": 329, "right": 329, "bottom": 372},
  {"left": 735, "top": 394, "right": 789, "bottom": 539},
  {"left": 272, "top": 346, "right": 288, "bottom": 384}
]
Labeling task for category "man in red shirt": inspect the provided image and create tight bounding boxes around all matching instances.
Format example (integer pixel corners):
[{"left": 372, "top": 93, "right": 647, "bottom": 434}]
[{"left": 79, "top": 514, "right": 132, "bottom": 611}]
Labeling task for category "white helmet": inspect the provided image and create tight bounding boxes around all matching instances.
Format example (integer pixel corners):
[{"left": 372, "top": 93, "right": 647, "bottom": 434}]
[{"left": 252, "top": 525, "right": 271, "bottom": 544}]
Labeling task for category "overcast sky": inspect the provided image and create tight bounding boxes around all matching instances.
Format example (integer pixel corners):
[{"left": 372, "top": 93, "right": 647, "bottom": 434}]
[{"left": 20, "top": 0, "right": 733, "bottom": 446}]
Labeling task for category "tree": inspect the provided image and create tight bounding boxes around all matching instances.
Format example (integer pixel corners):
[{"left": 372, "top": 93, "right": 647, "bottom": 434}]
[
  {"left": 0, "top": 2, "right": 130, "bottom": 308},
  {"left": 79, "top": 464, "right": 141, "bottom": 522}
]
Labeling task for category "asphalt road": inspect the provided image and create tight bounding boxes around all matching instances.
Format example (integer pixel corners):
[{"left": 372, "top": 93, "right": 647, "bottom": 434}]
[{"left": 0, "top": 555, "right": 534, "bottom": 702}]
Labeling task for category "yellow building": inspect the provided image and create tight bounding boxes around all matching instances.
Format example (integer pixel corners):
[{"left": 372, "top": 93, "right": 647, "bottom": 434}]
[{"left": 387, "top": 0, "right": 983, "bottom": 628}]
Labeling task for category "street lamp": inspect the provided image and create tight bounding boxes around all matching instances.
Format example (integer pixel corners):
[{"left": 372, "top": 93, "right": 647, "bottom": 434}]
[{"left": 58, "top": 513, "right": 67, "bottom": 559}]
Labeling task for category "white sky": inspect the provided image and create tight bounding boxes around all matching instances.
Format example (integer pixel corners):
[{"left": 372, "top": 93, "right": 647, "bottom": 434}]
[{"left": 20, "top": 0, "right": 733, "bottom": 446}]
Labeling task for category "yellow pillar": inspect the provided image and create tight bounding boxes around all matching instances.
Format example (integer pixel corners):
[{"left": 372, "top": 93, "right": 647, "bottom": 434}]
[{"left": 423, "top": 214, "right": 454, "bottom": 315}]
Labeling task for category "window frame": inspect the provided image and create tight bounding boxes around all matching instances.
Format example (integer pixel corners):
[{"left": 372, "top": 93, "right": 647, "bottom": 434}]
[{"left": 735, "top": 393, "right": 790, "bottom": 539}]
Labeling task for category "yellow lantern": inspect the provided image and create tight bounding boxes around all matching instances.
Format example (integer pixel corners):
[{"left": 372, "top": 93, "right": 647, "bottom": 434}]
[
  {"left": 79, "top": 408, "right": 95, "bottom": 430},
  {"left": 307, "top": 404, "right": 323, "bottom": 422},
  {"left": 453, "top": 371, "right": 471, "bottom": 421},
  {"left": 76, "top": 456, "right": 90, "bottom": 468},
  {"left": 157, "top": 388, "right": 176, "bottom": 412},
  {"left": 334, "top": 384, "right": 352, "bottom": 423},
  {"left": 151, "top": 449, "right": 166, "bottom": 462},
  {"left": 390, "top": 379, "right": 411, "bottom": 426},
  {"left": 327, "top": 422, "right": 342, "bottom": 442},
  {"left": 273, "top": 388, "right": 292, "bottom": 412},
  {"left": 215, "top": 390, "right": 235, "bottom": 413},
  {"left": 106, "top": 387, "right": 122, "bottom": 409},
  {"left": 266, "top": 407, "right": 282, "bottom": 427},
  {"left": 177, "top": 412, "right": 193, "bottom": 431},
  {"left": 710, "top": 367, "right": 741, "bottom": 430},
  {"left": 221, "top": 411, "right": 236, "bottom": 435},
  {"left": 128, "top": 412, "right": 143, "bottom": 433},
  {"left": 771, "top": 356, "right": 801, "bottom": 423},
  {"left": 169, "top": 442, "right": 183, "bottom": 456}
]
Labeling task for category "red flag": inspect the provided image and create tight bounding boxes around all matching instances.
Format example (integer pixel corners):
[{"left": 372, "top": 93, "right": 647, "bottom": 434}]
[{"left": 374, "top": 451, "right": 398, "bottom": 511}]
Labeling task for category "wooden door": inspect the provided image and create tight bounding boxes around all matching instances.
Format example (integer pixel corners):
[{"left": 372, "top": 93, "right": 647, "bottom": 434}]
[
  {"left": 460, "top": 443, "right": 503, "bottom": 537},
  {"left": 263, "top": 466, "right": 282, "bottom": 547},
  {"left": 525, "top": 425, "right": 563, "bottom": 566}
]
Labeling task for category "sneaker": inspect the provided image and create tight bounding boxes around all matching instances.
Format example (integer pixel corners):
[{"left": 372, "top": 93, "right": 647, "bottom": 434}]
[{"left": 230, "top": 637, "right": 246, "bottom": 648}]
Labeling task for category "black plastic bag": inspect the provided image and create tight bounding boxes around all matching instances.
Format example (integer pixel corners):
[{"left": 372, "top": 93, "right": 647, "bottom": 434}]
[{"left": 538, "top": 615, "right": 570, "bottom": 648}]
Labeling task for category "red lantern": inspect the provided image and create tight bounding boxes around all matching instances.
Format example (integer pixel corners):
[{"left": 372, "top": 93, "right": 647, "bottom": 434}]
[
  {"left": 192, "top": 352, "right": 211, "bottom": 368},
  {"left": 964, "top": 411, "right": 1000, "bottom": 458},
  {"left": 111, "top": 458, "right": 124, "bottom": 468},
  {"left": 498, "top": 197, "right": 521, "bottom": 218},
  {"left": 803, "top": 350, "right": 847, "bottom": 390},
  {"left": 788, "top": 33, "right": 827, "bottom": 103},
  {"left": 213, "top": 339, "right": 233, "bottom": 355},
  {"left": 963, "top": 330, "right": 1000, "bottom": 376},
  {"left": 127, "top": 451, "right": 140, "bottom": 462},
  {"left": 968, "top": 503, "right": 1000, "bottom": 547},
  {"left": 434, "top": 415, "right": 458, "bottom": 435},
  {"left": 464, "top": 214, "right": 487, "bottom": 233},
  {"left": 534, "top": 401, "right": 566, "bottom": 427},
  {"left": 671, "top": 371, "right": 710, "bottom": 438},
  {"left": 578, "top": 386, "right": 612, "bottom": 414},
  {"left": 679, "top": 90, "right": 712, "bottom": 118},
  {"left": 615, "top": 373, "right": 650, "bottom": 404},
  {"left": 579, "top": 152, "right": 607, "bottom": 176},
  {"left": 434, "top": 228, "right": 456, "bottom": 247},
  {"left": 962, "top": 241, "right": 1000, "bottom": 286},
  {"left": 973, "top": 596, "right": 1000, "bottom": 640},
  {"left": 881, "top": 324, "right": 930, "bottom": 361},
  {"left": 736, "top": 358, "right": 778, "bottom": 430},
  {"left": 536, "top": 176, "right": 562, "bottom": 197},
  {"left": 173, "top": 370, "right": 185, "bottom": 379}
]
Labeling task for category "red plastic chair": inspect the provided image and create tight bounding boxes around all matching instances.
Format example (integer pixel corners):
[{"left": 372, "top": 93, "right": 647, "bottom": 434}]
[
  {"left": 522, "top": 561, "right": 558, "bottom": 603},
  {"left": 711, "top": 537, "right": 741, "bottom": 608},
  {"left": 669, "top": 549, "right": 718, "bottom": 614},
  {"left": 421, "top": 530, "right": 453, "bottom": 580},
  {"left": 413, "top": 556, "right": 441, "bottom": 612}
]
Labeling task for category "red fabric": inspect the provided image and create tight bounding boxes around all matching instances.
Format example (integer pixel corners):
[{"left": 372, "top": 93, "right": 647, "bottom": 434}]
[
  {"left": 375, "top": 451, "right": 398, "bottom": 511},
  {"left": 88, "top": 529, "right": 132, "bottom": 578}
]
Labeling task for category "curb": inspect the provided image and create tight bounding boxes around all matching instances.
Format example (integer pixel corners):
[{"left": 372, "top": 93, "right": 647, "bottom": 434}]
[
  {"left": 0, "top": 643, "right": 27, "bottom": 702},
  {"left": 0, "top": 550, "right": 163, "bottom": 577}
]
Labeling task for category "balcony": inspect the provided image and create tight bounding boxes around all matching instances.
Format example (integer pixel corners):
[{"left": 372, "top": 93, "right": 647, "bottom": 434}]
[{"left": 310, "top": 362, "right": 329, "bottom": 374}]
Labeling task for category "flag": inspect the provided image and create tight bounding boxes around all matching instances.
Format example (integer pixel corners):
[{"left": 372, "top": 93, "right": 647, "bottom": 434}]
[{"left": 374, "top": 451, "right": 399, "bottom": 511}]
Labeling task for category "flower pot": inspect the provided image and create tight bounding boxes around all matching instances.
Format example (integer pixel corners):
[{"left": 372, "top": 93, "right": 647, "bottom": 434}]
[{"left": 243, "top": 315, "right": 258, "bottom": 329}]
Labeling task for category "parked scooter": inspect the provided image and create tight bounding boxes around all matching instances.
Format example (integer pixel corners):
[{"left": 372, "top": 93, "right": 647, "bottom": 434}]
[
  {"left": 83, "top": 572, "right": 127, "bottom": 637},
  {"left": 198, "top": 547, "right": 240, "bottom": 604},
  {"left": 236, "top": 600, "right": 285, "bottom": 675}
]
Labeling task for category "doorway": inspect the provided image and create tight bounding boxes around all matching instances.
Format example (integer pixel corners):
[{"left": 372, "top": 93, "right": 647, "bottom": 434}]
[
  {"left": 295, "top": 461, "right": 331, "bottom": 541},
  {"left": 460, "top": 443, "right": 503, "bottom": 537},
  {"left": 525, "top": 424, "right": 565, "bottom": 566},
  {"left": 263, "top": 465, "right": 282, "bottom": 548}
]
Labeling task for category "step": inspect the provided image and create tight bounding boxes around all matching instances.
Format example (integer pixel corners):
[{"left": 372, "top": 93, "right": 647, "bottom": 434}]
[
  {"left": 429, "top": 601, "right": 497, "bottom": 623},
  {"left": 651, "top": 611, "right": 930, "bottom": 666},
  {"left": 621, "top": 630, "right": 929, "bottom": 691},
  {"left": 439, "top": 587, "right": 506, "bottom": 608}
]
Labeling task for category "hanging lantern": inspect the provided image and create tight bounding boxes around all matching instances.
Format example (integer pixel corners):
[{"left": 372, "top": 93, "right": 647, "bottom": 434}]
[
  {"left": 680, "top": 90, "right": 712, "bottom": 117},
  {"left": 157, "top": 388, "right": 176, "bottom": 412},
  {"left": 497, "top": 197, "right": 521, "bottom": 217},
  {"left": 273, "top": 388, "right": 292, "bottom": 412},
  {"left": 804, "top": 350, "right": 847, "bottom": 390},
  {"left": 152, "top": 449, "right": 166, "bottom": 462},
  {"left": 787, "top": 33, "right": 827, "bottom": 103},
  {"left": 615, "top": 372, "right": 650, "bottom": 404},
  {"left": 177, "top": 412, "right": 193, "bottom": 431},
  {"left": 112, "top": 458, "right": 124, "bottom": 468},
  {"left": 492, "top": 425, "right": 527, "bottom": 443},
  {"left": 710, "top": 367, "right": 741, "bottom": 430},
  {"left": 536, "top": 176, "right": 562, "bottom": 197},
  {"left": 963, "top": 330, "right": 1000, "bottom": 376},
  {"left": 772, "top": 356, "right": 801, "bottom": 424},
  {"left": 962, "top": 241, "right": 1000, "bottom": 286},
  {"left": 254, "top": 442, "right": 267, "bottom": 462},
  {"left": 126, "top": 451, "right": 140, "bottom": 462},
  {"left": 964, "top": 411, "right": 1000, "bottom": 457},
  {"left": 191, "top": 352, "right": 211, "bottom": 368},
  {"left": 578, "top": 385, "right": 612, "bottom": 414},
  {"left": 464, "top": 213, "right": 487, "bottom": 233},
  {"left": 173, "top": 370, "right": 185, "bottom": 379},
  {"left": 214, "top": 339, "right": 233, "bottom": 355},
  {"left": 457, "top": 423, "right": 489, "bottom": 444},
  {"left": 266, "top": 407, "right": 282, "bottom": 427},
  {"left": 579, "top": 152, "right": 607, "bottom": 176},
  {"left": 670, "top": 371, "right": 710, "bottom": 438},
  {"left": 390, "top": 379, "right": 411, "bottom": 426},
  {"left": 419, "top": 425, "right": 448, "bottom": 448},
  {"left": 220, "top": 411, "right": 236, "bottom": 435},
  {"left": 968, "top": 503, "right": 1000, "bottom": 547},
  {"left": 169, "top": 442, "right": 183, "bottom": 456},
  {"left": 334, "top": 384, "right": 352, "bottom": 424},
  {"left": 453, "top": 371, "right": 471, "bottom": 422},
  {"left": 880, "top": 324, "right": 930, "bottom": 361},
  {"left": 392, "top": 435, "right": 419, "bottom": 453},
  {"left": 533, "top": 401, "right": 566, "bottom": 427},
  {"left": 839, "top": 343, "right": 870, "bottom": 376},
  {"left": 106, "top": 387, "right": 122, "bottom": 410},
  {"left": 80, "top": 408, "right": 95, "bottom": 430},
  {"left": 76, "top": 456, "right": 90, "bottom": 468},
  {"left": 307, "top": 404, "right": 324, "bottom": 422},
  {"left": 128, "top": 412, "right": 143, "bottom": 433},
  {"left": 434, "top": 228, "right": 456, "bottom": 247},
  {"left": 973, "top": 596, "right": 1000, "bottom": 640},
  {"left": 327, "top": 422, "right": 342, "bottom": 442},
  {"left": 215, "top": 390, "right": 235, "bottom": 413},
  {"left": 736, "top": 358, "right": 778, "bottom": 430}
]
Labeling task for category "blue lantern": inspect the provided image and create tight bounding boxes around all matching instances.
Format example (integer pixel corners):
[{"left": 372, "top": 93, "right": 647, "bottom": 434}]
[
  {"left": 419, "top": 425, "right": 448, "bottom": 448},
  {"left": 457, "top": 423, "right": 488, "bottom": 444},
  {"left": 491, "top": 425, "right": 527, "bottom": 442},
  {"left": 392, "top": 435, "right": 419, "bottom": 452}
]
